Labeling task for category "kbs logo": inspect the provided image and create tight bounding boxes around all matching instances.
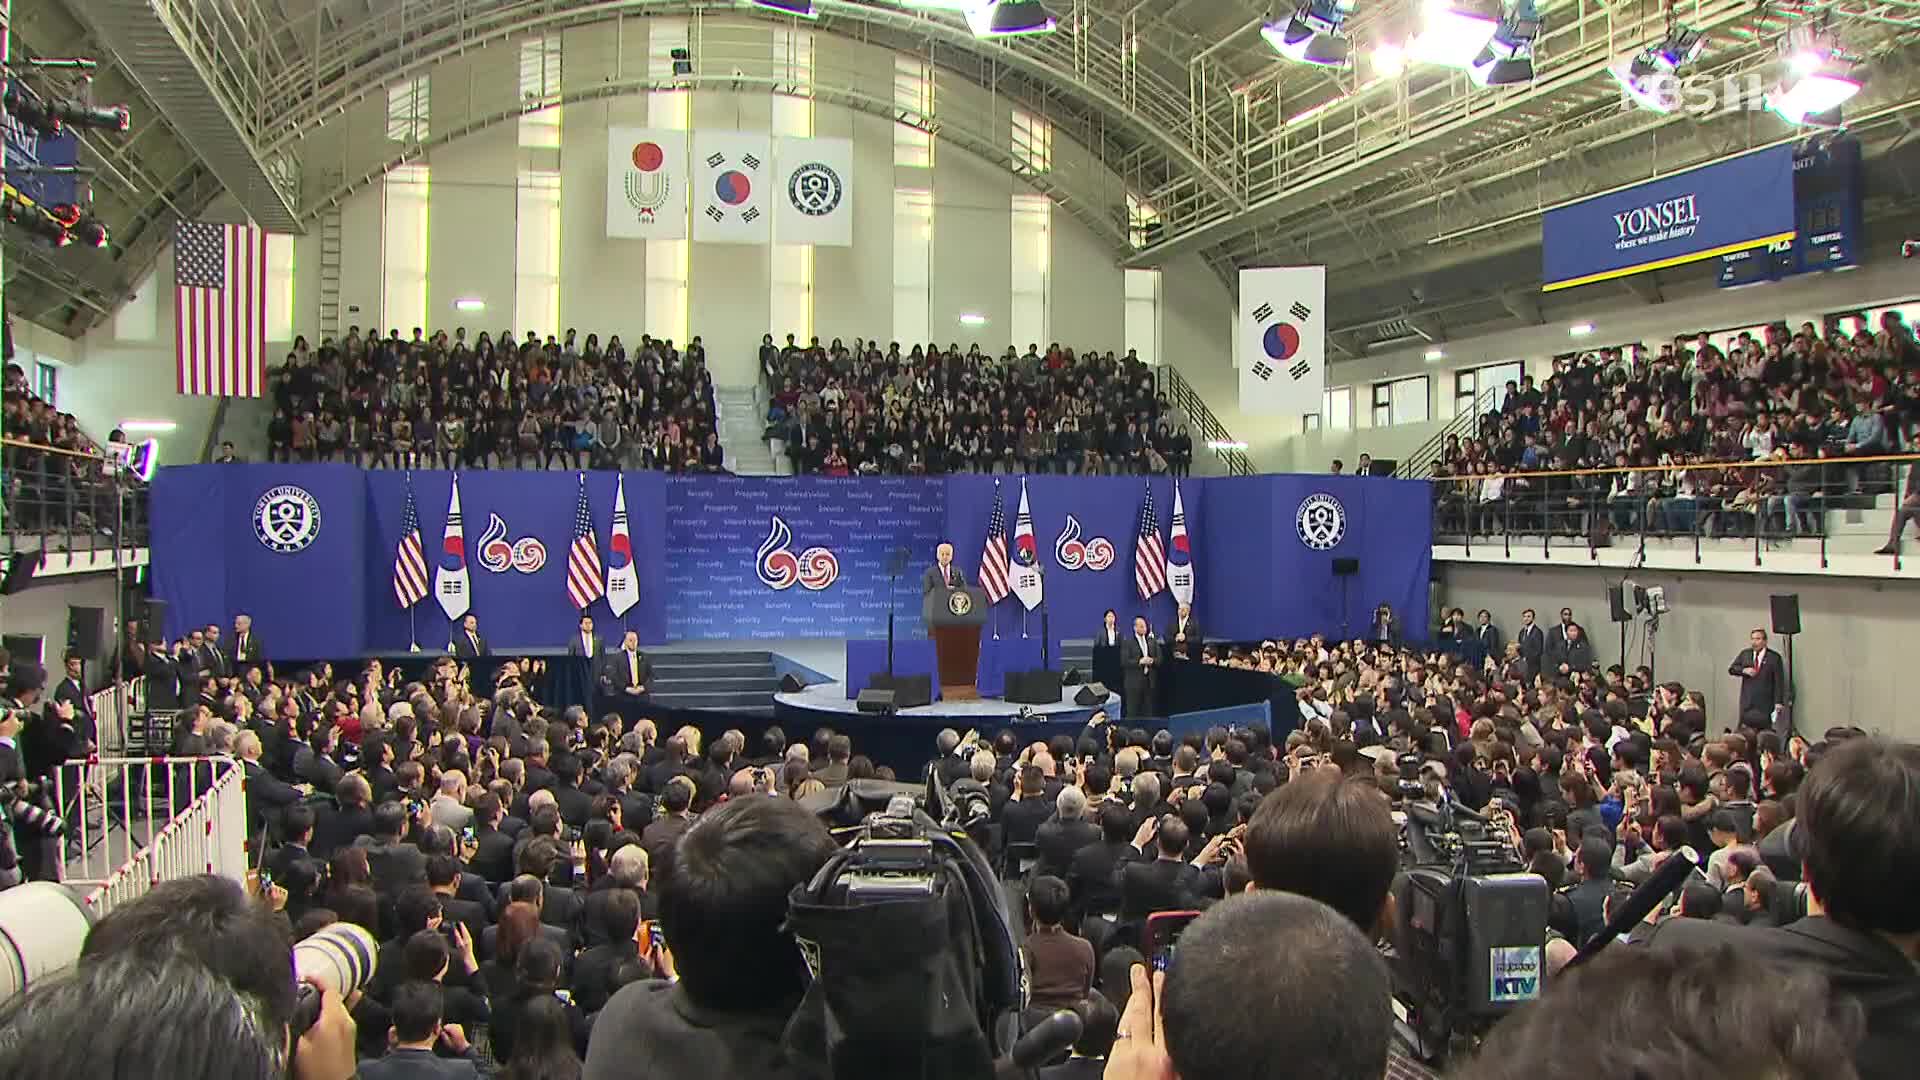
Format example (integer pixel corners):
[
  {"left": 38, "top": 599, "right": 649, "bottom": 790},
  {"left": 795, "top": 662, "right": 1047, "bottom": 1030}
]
[
  {"left": 755, "top": 516, "right": 839, "bottom": 591},
  {"left": 1053, "top": 515, "right": 1116, "bottom": 571},
  {"left": 476, "top": 513, "right": 548, "bottom": 574}
]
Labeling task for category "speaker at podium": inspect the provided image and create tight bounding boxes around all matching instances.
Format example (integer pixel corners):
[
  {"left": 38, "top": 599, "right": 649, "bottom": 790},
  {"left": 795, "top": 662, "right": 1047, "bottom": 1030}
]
[{"left": 923, "top": 587, "right": 988, "bottom": 701}]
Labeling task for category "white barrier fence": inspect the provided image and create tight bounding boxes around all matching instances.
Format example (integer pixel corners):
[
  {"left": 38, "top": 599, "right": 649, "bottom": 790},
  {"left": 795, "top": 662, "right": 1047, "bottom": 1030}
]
[
  {"left": 91, "top": 676, "right": 144, "bottom": 757},
  {"left": 52, "top": 755, "right": 248, "bottom": 920}
]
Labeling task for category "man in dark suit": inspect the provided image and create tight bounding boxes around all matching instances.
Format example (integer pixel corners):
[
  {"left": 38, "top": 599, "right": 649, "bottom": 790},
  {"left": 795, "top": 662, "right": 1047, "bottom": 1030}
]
[
  {"left": 566, "top": 613, "right": 603, "bottom": 659},
  {"left": 1119, "top": 615, "right": 1160, "bottom": 721},
  {"left": 467, "top": 793, "right": 517, "bottom": 884},
  {"left": 265, "top": 803, "right": 319, "bottom": 888},
  {"left": 1068, "top": 803, "right": 1135, "bottom": 919},
  {"left": 1546, "top": 606, "right": 1579, "bottom": 666},
  {"left": 1116, "top": 815, "right": 1200, "bottom": 923},
  {"left": 1035, "top": 785, "right": 1102, "bottom": 880},
  {"left": 143, "top": 636, "right": 181, "bottom": 711},
  {"left": 449, "top": 613, "right": 488, "bottom": 658},
  {"left": 549, "top": 753, "right": 595, "bottom": 829},
  {"left": 1729, "top": 627, "right": 1788, "bottom": 731},
  {"left": 1515, "top": 608, "right": 1546, "bottom": 680},
  {"left": 427, "top": 855, "right": 490, "bottom": 938},
  {"left": 294, "top": 727, "right": 346, "bottom": 795},
  {"left": 231, "top": 613, "right": 265, "bottom": 666},
  {"left": 999, "top": 765, "right": 1054, "bottom": 848},
  {"left": 572, "top": 886, "right": 645, "bottom": 1014},
  {"left": 236, "top": 729, "right": 303, "bottom": 840},
  {"left": 198, "top": 624, "right": 230, "bottom": 680},
  {"left": 51, "top": 654, "right": 94, "bottom": 747},
  {"left": 1474, "top": 609, "right": 1503, "bottom": 667},
  {"left": 598, "top": 630, "right": 653, "bottom": 703},
  {"left": 921, "top": 542, "right": 968, "bottom": 595},
  {"left": 1644, "top": 737, "right": 1920, "bottom": 1080},
  {"left": 360, "top": 801, "right": 429, "bottom": 898},
  {"left": 1550, "top": 837, "right": 1615, "bottom": 949},
  {"left": 1166, "top": 603, "right": 1203, "bottom": 662},
  {"left": 355, "top": 981, "right": 484, "bottom": 1080}
]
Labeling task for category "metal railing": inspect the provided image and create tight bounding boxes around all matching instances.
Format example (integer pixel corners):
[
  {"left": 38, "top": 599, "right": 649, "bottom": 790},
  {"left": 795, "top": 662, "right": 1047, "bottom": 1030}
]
[
  {"left": 1155, "top": 365, "right": 1253, "bottom": 477},
  {"left": 54, "top": 755, "right": 248, "bottom": 920},
  {"left": 93, "top": 678, "right": 145, "bottom": 759},
  {"left": 0, "top": 438, "right": 151, "bottom": 556},
  {"left": 1397, "top": 386, "right": 1497, "bottom": 480},
  {"left": 1430, "top": 453, "right": 1918, "bottom": 570}
]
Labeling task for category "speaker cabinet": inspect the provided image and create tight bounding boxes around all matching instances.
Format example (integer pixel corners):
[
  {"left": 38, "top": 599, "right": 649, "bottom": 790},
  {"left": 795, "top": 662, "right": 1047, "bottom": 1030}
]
[
  {"left": 1006, "top": 668, "right": 1063, "bottom": 705},
  {"left": 1608, "top": 585, "right": 1631, "bottom": 623},
  {"left": 1770, "top": 594, "right": 1801, "bottom": 636},
  {"left": 778, "top": 673, "right": 805, "bottom": 693},
  {"left": 1074, "top": 682, "right": 1110, "bottom": 706},
  {"left": 0, "top": 552, "right": 38, "bottom": 596},
  {"left": 856, "top": 689, "right": 897, "bottom": 714},
  {"left": 141, "top": 597, "right": 169, "bottom": 640},
  {"left": 66, "top": 606, "right": 105, "bottom": 661},
  {"left": 893, "top": 674, "right": 934, "bottom": 710}
]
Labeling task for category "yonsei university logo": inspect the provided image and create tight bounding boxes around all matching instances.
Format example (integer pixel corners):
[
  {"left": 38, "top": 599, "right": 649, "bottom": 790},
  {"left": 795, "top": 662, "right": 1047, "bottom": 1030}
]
[
  {"left": 254, "top": 485, "right": 322, "bottom": 553},
  {"left": 788, "top": 162, "right": 843, "bottom": 217},
  {"left": 1295, "top": 493, "right": 1347, "bottom": 551}
]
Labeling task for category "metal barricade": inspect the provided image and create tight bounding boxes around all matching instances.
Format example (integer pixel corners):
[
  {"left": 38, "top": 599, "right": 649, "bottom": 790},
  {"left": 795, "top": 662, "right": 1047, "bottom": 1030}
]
[
  {"left": 87, "top": 678, "right": 145, "bottom": 758},
  {"left": 50, "top": 755, "right": 248, "bottom": 919}
]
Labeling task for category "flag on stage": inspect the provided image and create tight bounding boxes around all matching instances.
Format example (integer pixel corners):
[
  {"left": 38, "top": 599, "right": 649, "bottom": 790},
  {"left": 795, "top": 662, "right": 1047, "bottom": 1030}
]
[
  {"left": 173, "top": 220, "right": 267, "bottom": 396},
  {"left": 979, "top": 482, "right": 1011, "bottom": 605},
  {"left": 605, "top": 475, "right": 640, "bottom": 618},
  {"left": 1167, "top": 480, "right": 1195, "bottom": 606},
  {"left": 1010, "top": 478, "right": 1043, "bottom": 611},
  {"left": 566, "top": 473, "right": 605, "bottom": 610},
  {"left": 393, "top": 475, "right": 428, "bottom": 609},
  {"left": 435, "top": 475, "right": 472, "bottom": 621},
  {"left": 1134, "top": 485, "right": 1168, "bottom": 601}
]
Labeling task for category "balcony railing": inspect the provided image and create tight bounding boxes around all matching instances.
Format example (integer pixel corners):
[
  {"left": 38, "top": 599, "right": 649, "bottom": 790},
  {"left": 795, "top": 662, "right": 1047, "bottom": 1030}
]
[
  {"left": 1155, "top": 365, "right": 1252, "bottom": 477},
  {"left": 1, "top": 438, "right": 151, "bottom": 557},
  {"left": 1428, "top": 452, "right": 1918, "bottom": 570}
]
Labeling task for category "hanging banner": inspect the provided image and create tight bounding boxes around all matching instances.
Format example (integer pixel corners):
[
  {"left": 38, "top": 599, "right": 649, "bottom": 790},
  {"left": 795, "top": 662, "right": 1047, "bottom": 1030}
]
[
  {"left": 1237, "top": 266, "right": 1326, "bottom": 418},
  {"left": 773, "top": 135, "right": 854, "bottom": 247},
  {"left": 606, "top": 128, "right": 688, "bottom": 239},
  {"left": 692, "top": 130, "right": 773, "bottom": 245}
]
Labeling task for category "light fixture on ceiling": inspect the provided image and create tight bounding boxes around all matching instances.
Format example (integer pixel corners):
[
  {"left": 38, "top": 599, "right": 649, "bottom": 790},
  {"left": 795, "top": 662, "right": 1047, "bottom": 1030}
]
[
  {"left": 1468, "top": 0, "right": 1541, "bottom": 86},
  {"left": 1206, "top": 439, "right": 1249, "bottom": 451},
  {"left": 751, "top": 0, "right": 817, "bottom": 15},
  {"left": 1409, "top": 0, "right": 1500, "bottom": 69},
  {"left": 1263, "top": 0, "right": 1357, "bottom": 67},
  {"left": 1, "top": 190, "right": 71, "bottom": 247},
  {"left": 966, "top": 0, "right": 1058, "bottom": 37},
  {"left": 1568, "top": 322, "right": 1595, "bottom": 337},
  {"left": 1425, "top": 348, "right": 1446, "bottom": 361},
  {"left": 119, "top": 419, "right": 179, "bottom": 434},
  {"left": 1372, "top": 42, "right": 1407, "bottom": 77},
  {"left": 959, "top": 313, "right": 989, "bottom": 326},
  {"left": 1609, "top": 23, "right": 1707, "bottom": 113},
  {"left": 46, "top": 202, "right": 109, "bottom": 248},
  {"left": 454, "top": 298, "right": 486, "bottom": 312},
  {"left": 1766, "top": 24, "right": 1862, "bottom": 127}
]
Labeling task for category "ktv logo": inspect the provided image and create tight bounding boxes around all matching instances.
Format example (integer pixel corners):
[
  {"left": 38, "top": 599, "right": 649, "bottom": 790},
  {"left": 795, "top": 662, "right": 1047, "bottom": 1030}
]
[
  {"left": 477, "top": 513, "right": 548, "bottom": 574},
  {"left": 755, "top": 516, "right": 839, "bottom": 591},
  {"left": 1053, "top": 515, "right": 1115, "bottom": 572}
]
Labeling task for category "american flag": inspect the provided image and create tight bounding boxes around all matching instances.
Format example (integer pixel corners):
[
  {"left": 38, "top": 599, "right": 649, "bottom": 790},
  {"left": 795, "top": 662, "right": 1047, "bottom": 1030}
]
[
  {"left": 1134, "top": 486, "right": 1168, "bottom": 600},
  {"left": 979, "top": 483, "right": 1011, "bottom": 604},
  {"left": 174, "top": 220, "right": 267, "bottom": 397},
  {"left": 566, "top": 474, "right": 606, "bottom": 610},
  {"left": 392, "top": 477, "right": 429, "bottom": 609}
]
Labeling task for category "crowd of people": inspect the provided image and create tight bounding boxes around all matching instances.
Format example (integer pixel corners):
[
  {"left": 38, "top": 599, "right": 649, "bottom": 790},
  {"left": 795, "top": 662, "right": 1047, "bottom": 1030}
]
[
  {"left": 759, "top": 335, "right": 1196, "bottom": 477},
  {"left": 264, "top": 328, "right": 725, "bottom": 473},
  {"left": 1, "top": 361, "right": 144, "bottom": 539},
  {"left": 1, "top": 589, "right": 1914, "bottom": 1079},
  {"left": 1429, "top": 314, "right": 1920, "bottom": 542}
]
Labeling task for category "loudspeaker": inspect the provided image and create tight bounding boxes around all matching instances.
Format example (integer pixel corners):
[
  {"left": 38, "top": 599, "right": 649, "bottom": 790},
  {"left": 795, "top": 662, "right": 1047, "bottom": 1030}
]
[
  {"left": 1332, "top": 557, "right": 1360, "bottom": 576},
  {"left": 1074, "top": 682, "right": 1110, "bottom": 706},
  {"left": 1061, "top": 667, "right": 1083, "bottom": 686},
  {"left": 893, "top": 674, "right": 934, "bottom": 710},
  {"left": 1770, "top": 594, "right": 1801, "bottom": 636},
  {"left": 0, "top": 551, "right": 38, "bottom": 595},
  {"left": 1006, "top": 668, "right": 1063, "bottom": 705},
  {"left": 1, "top": 634, "right": 45, "bottom": 669},
  {"left": 1608, "top": 585, "right": 1631, "bottom": 624},
  {"left": 66, "top": 606, "right": 105, "bottom": 662},
  {"left": 142, "top": 597, "right": 169, "bottom": 640},
  {"left": 856, "top": 689, "right": 897, "bottom": 714},
  {"left": 778, "top": 673, "right": 805, "bottom": 693}
]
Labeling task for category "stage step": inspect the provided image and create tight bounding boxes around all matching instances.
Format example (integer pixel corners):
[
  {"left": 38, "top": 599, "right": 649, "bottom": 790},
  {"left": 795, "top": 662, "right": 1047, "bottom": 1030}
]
[
  {"left": 648, "top": 662, "right": 777, "bottom": 680},
  {"left": 651, "top": 689, "right": 782, "bottom": 710},
  {"left": 642, "top": 646, "right": 784, "bottom": 712},
  {"left": 650, "top": 675, "right": 779, "bottom": 694},
  {"left": 652, "top": 649, "right": 773, "bottom": 665}
]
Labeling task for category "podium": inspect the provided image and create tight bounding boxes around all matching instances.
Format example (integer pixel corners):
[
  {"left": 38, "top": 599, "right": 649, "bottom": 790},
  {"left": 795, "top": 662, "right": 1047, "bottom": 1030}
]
[{"left": 924, "top": 586, "right": 988, "bottom": 700}]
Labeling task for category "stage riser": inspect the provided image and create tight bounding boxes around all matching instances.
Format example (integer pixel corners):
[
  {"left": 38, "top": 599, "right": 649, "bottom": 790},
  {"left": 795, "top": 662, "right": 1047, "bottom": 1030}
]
[
  {"left": 649, "top": 663, "right": 777, "bottom": 681},
  {"left": 653, "top": 690, "right": 783, "bottom": 710},
  {"left": 651, "top": 676, "right": 781, "bottom": 694}
]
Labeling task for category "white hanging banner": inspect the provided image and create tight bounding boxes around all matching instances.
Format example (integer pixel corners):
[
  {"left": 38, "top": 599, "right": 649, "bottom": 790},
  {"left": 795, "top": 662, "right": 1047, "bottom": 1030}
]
[
  {"left": 773, "top": 136, "right": 854, "bottom": 247},
  {"left": 606, "top": 128, "right": 688, "bottom": 240},
  {"left": 692, "top": 130, "right": 773, "bottom": 245},
  {"left": 1237, "top": 266, "right": 1327, "bottom": 417}
]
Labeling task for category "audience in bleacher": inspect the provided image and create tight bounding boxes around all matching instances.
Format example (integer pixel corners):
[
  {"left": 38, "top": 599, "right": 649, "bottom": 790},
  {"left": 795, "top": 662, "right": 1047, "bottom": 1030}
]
[{"left": 2, "top": 361, "right": 140, "bottom": 538}]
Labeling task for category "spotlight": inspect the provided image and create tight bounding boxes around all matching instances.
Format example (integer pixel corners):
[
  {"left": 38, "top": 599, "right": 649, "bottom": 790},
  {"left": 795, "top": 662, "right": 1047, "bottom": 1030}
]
[
  {"left": 49, "top": 101, "right": 129, "bottom": 133},
  {"left": 1609, "top": 24, "right": 1707, "bottom": 113},
  {"left": 1468, "top": 0, "right": 1541, "bottom": 86},
  {"left": 1410, "top": 0, "right": 1500, "bottom": 68},
  {"left": 2, "top": 192, "right": 72, "bottom": 247},
  {"left": 1766, "top": 27, "right": 1862, "bottom": 127},
  {"left": 966, "top": 0, "right": 1057, "bottom": 36},
  {"left": 1263, "top": 0, "right": 1356, "bottom": 67},
  {"left": 1, "top": 86, "right": 59, "bottom": 137},
  {"left": 46, "top": 204, "right": 109, "bottom": 248}
]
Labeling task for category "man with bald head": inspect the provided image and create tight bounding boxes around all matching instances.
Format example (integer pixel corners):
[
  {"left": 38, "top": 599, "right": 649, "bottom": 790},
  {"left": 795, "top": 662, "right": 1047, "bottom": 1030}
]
[{"left": 921, "top": 542, "right": 970, "bottom": 595}]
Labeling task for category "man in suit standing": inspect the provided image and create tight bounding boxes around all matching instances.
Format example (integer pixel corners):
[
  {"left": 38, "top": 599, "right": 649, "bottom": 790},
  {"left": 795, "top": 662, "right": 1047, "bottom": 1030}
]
[
  {"left": 567, "top": 614, "right": 603, "bottom": 658},
  {"left": 1120, "top": 615, "right": 1161, "bottom": 721},
  {"left": 1546, "top": 607, "right": 1579, "bottom": 668},
  {"left": 1116, "top": 815, "right": 1200, "bottom": 923},
  {"left": 1167, "top": 603, "right": 1203, "bottom": 662},
  {"left": 231, "top": 613, "right": 265, "bottom": 666},
  {"left": 1515, "top": 608, "right": 1546, "bottom": 681},
  {"left": 1729, "top": 627, "right": 1788, "bottom": 731},
  {"left": 598, "top": 630, "right": 653, "bottom": 704},
  {"left": 921, "top": 541, "right": 968, "bottom": 595},
  {"left": 52, "top": 654, "right": 95, "bottom": 747},
  {"left": 450, "top": 613, "right": 488, "bottom": 658},
  {"left": 1474, "top": 609, "right": 1503, "bottom": 667},
  {"left": 198, "top": 624, "right": 230, "bottom": 680}
]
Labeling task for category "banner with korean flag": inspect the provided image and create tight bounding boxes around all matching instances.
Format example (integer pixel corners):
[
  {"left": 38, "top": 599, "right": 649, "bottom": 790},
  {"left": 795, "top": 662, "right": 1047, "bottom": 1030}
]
[
  {"left": 1238, "top": 266, "right": 1326, "bottom": 417},
  {"left": 1167, "top": 480, "right": 1195, "bottom": 606},
  {"left": 1010, "top": 478, "right": 1044, "bottom": 611},
  {"left": 774, "top": 136, "right": 854, "bottom": 247},
  {"left": 605, "top": 474, "right": 640, "bottom": 618},
  {"left": 435, "top": 474, "right": 472, "bottom": 622},
  {"left": 693, "top": 131, "right": 772, "bottom": 245},
  {"left": 607, "top": 128, "right": 688, "bottom": 239}
]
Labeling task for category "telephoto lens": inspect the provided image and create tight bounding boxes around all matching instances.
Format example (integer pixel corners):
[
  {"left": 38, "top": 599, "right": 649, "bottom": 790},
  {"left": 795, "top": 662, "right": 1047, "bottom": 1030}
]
[{"left": 289, "top": 921, "right": 377, "bottom": 1034}]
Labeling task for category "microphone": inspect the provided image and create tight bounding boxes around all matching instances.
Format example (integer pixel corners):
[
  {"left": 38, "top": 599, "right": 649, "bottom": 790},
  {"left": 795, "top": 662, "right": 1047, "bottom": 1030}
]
[
  {"left": 1567, "top": 844, "right": 1701, "bottom": 968},
  {"left": 1005, "top": 1009, "right": 1083, "bottom": 1071}
]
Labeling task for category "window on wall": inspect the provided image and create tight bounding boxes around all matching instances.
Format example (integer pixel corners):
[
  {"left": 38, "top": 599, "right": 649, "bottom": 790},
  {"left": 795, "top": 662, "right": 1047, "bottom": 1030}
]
[
  {"left": 1011, "top": 108, "right": 1052, "bottom": 174},
  {"left": 1010, "top": 194, "right": 1050, "bottom": 350},
  {"left": 1302, "top": 412, "right": 1321, "bottom": 432},
  {"left": 386, "top": 75, "right": 429, "bottom": 143},
  {"left": 648, "top": 20, "right": 691, "bottom": 129},
  {"left": 381, "top": 164, "right": 430, "bottom": 334},
  {"left": 1126, "top": 193, "right": 1162, "bottom": 250},
  {"left": 1371, "top": 375, "right": 1429, "bottom": 426},
  {"left": 1323, "top": 386, "right": 1352, "bottom": 431},
  {"left": 1453, "top": 361, "right": 1523, "bottom": 416},
  {"left": 893, "top": 188, "right": 933, "bottom": 347},
  {"left": 1124, "top": 269, "right": 1160, "bottom": 365},
  {"left": 33, "top": 360, "right": 56, "bottom": 405},
  {"left": 894, "top": 56, "right": 934, "bottom": 168},
  {"left": 772, "top": 28, "right": 814, "bottom": 135},
  {"left": 265, "top": 233, "right": 295, "bottom": 343},
  {"left": 515, "top": 169, "right": 561, "bottom": 339},
  {"left": 519, "top": 37, "right": 562, "bottom": 149}
]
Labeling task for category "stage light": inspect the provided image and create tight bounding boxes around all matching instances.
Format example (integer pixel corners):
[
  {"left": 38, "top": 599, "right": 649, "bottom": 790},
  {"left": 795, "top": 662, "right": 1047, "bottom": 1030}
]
[
  {"left": 118, "top": 420, "right": 178, "bottom": 434},
  {"left": 128, "top": 439, "right": 159, "bottom": 483},
  {"left": 1763, "top": 22, "right": 1860, "bottom": 126},
  {"left": 1372, "top": 42, "right": 1407, "bottom": 76},
  {"left": 46, "top": 204, "right": 109, "bottom": 248},
  {"left": 965, "top": 0, "right": 1057, "bottom": 37},
  {"left": 1263, "top": 0, "right": 1356, "bottom": 67},
  {"left": 453, "top": 298, "right": 486, "bottom": 312},
  {"left": 1569, "top": 322, "right": 1594, "bottom": 337},
  {"left": 1609, "top": 24, "right": 1707, "bottom": 113},
  {"left": 1467, "top": 0, "right": 1541, "bottom": 86},
  {"left": 1206, "top": 439, "right": 1249, "bottom": 451},
  {"left": 751, "top": 0, "right": 817, "bottom": 15},
  {"left": 958, "top": 313, "right": 989, "bottom": 327},
  {"left": 2, "top": 191, "right": 71, "bottom": 247},
  {"left": 50, "top": 101, "right": 129, "bottom": 133},
  {"left": 1409, "top": 0, "right": 1499, "bottom": 69},
  {"left": 1425, "top": 348, "right": 1446, "bottom": 361},
  {"left": 1, "top": 86, "right": 58, "bottom": 137}
]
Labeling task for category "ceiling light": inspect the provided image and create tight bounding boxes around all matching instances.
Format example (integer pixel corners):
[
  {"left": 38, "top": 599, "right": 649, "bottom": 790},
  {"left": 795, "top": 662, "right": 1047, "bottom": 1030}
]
[
  {"left": 1410, "top": 0, "right": 1500, "bottom": 68},
  {"left": 966, "top": 0, "right": 1057, "bottom": 36},
  {"left": 751, "top": 0, "right": 816, "bottom": 14},
  {"left": 1766, "top": 22, "right": 1861, "bottom": 127},
  {"left": 1206, "top": 439, "right": 1249, "bottom": 451},
  {"left": 454, "top": 298, "right": 486, "bottom": 312},
  {"left": 1468, "top": 0, "right": 1541, "bottom": 86},
  {"left": 1263, "top": 0, "right": 1356, "bottom": 67},
  {"left": 1609, "top": 24, "right": 1706, "bottom": 113},
  {"left": 1425, "top": 348, "right": 1447, "bottom": 361},
  {"left": 959, "top": 313, "right": 989, "bottom": 326},
  {"left": 119, "top": 420, "right": 178, "bottom": 434},
  {"left": 1373, "top": 42, "right": 1407, "bottom": 76},
  {"left": 1569, "top": 322, "right": 1595, "bottom": 337}
]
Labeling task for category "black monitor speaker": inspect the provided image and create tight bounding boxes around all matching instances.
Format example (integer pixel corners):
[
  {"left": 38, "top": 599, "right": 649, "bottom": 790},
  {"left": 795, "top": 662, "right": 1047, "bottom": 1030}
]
[
  {"left": 778, "top": 673, "right": 806, "bottom": 693},
  {"left": 1060, "top": 667, "right": 1083, "bottom": 686},
  {"left": 142, "top": 597, "right": 169, "bottom": 640},
  {"left": 893, "top": 674, "right": 934, "bottom": 710},
  {"left": 1770, "top": 594, "right": 1801, "bottom": 636},
  {"left": 1006, "top": 668, "right": 1062, "bottom": 705},
  {"left": 1073, "top": 682, "right": 1110, "bottom": 706},
  {"left": 856, "top": 689, "right": 897, "bottom": 714}
]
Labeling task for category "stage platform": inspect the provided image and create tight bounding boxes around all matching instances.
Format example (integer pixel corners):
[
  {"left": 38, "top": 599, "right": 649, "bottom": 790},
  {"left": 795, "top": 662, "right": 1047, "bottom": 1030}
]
[{"left": 773, "top": 682, "right": 1118, "bottom": 767}]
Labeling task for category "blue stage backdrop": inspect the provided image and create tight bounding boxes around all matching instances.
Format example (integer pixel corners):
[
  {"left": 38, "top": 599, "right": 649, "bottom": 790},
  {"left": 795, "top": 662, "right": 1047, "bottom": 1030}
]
[
  {"left": 665, "top": 475, "right": 944, "bottom": 640},
  {"left": 149, "top": 467, "right": 1430, "bottom": 656}
]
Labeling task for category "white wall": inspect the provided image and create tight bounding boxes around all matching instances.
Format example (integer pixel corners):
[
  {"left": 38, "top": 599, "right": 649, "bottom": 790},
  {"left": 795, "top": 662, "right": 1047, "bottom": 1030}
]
[{"left": 1441, "top": 561, "right": 1920, "bottom": 742}]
